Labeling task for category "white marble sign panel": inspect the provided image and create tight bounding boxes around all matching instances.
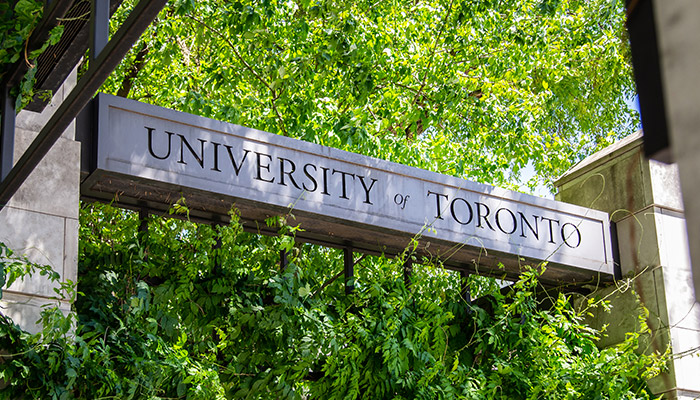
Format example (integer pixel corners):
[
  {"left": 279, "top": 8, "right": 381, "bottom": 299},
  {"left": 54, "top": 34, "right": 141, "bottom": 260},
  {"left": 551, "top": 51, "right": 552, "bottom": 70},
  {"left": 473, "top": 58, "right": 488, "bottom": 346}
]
[{"left": 83, "top": 94, "right": 614, "bottom": 278}]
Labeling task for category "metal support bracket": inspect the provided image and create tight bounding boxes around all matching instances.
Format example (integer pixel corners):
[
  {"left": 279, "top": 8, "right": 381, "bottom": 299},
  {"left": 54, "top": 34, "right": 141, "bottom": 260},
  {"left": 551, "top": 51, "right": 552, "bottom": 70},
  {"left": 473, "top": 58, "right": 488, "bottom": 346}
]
[
  {"left": 403, "top": 257, "right": 413, "bottom": 287},
  {"left": 344, "top": 246, "right": 354, "bottom": 294},
  {"left": 138, "top": 207, "right": 149, "bottom": 233},
  {"left": 280, "top": 249, "right": 288, "bottom": 270},
  {"left": 460, "top": 270, "right": 471, "bottom": 303},
  {"left": 90, "top": 0, "right": 110, "bottom": 61}
]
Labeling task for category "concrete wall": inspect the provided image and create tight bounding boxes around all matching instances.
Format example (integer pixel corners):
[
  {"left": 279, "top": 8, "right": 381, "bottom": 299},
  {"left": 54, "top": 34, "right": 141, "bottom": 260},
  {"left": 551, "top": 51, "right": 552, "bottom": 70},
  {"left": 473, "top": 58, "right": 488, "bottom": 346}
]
[
  {"left": 555, "top": 131, "right": 700, "bottom": 399},
  {"left": 0, "top": 70, "right": 80, "bottom": 334}
]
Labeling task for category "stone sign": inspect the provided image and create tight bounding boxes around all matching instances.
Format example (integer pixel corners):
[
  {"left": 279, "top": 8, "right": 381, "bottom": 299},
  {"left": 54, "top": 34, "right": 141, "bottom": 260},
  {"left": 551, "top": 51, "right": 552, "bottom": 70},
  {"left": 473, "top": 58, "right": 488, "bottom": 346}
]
[{"left": 79, "top": 94, "right": 615, "bottom": 285}]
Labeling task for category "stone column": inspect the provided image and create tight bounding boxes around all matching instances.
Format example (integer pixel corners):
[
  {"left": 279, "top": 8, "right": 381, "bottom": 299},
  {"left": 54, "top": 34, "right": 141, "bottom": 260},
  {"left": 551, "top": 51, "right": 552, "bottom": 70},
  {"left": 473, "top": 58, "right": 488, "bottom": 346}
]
[
  {"left": 0, "top": 70, "right": 80, "bottom": 334},
  {"left": 555, "top": 131, "right": 700, "bottom": 399}
]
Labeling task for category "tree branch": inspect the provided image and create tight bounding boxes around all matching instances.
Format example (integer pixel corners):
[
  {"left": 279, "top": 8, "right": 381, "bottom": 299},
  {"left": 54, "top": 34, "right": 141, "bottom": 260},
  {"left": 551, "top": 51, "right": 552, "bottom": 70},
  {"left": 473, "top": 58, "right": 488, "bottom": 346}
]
[
  {"left": 117, "top": 41, "right": 149, "bottom": 98},
  {"left": 187, "top": 14, "right": 288, "bottom": 135}
]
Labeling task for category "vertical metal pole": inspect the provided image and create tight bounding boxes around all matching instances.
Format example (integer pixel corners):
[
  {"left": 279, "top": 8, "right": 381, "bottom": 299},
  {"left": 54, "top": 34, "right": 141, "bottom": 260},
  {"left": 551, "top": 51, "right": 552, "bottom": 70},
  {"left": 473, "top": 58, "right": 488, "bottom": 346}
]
[
  {"left": 610, "top": 221, "right": 622, "bottom": 281},
  {"left": 138, "top": 208, "right": 149, "bottom": 261},
  {"left": 344, "top": 246, "right": 354, "bottom": 294},
  {"left": 90, "top": 0, "right": 110, "bottom": 61},
  {"left": 0, "top": 84, "right": 15, "bottom": 182},
  {"left": 403, "top": 257, "right": 413, "bottom": 287},
  {"left": 213, "top": 228, "right": 222, "bottom": 273},
  {"left": 460, "top": 270, "right": 471, "bottom": 303},
  {"left": 138, "top": 208, "right": 149, "bottom": 234},
  {"left": 280, "top": 249, "right": 288, "bottom": 270}
]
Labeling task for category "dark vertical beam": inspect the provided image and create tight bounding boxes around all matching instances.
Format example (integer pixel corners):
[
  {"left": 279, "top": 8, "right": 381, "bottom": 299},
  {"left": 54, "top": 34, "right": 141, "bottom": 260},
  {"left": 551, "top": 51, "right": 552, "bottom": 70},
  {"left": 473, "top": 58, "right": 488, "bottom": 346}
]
[
  {"left": 213, "top": 229, "right": 222, "bottom": 273},
  {"left": 138, "top": 207, "right": 149, "bottom": 261},
  {"left": 610, "top": 221, "right": 622, "bottom": 281},
  {"left": 138, "top": 207, "right": 149, "bottom": 234},
  {"left": 626, "top": 0, "right": 672, "bottom": 162},
  {"left": 90, "top": 0, "right": 110, "bottom": 61},
  {"left": 403, "top": 257, "right": 413, "bottom": 287},
  {"left": 344, "top": 246, "right": 354, "bottom": 294},
  {"left": 0, "top": 85, "right": 15, "bottom": 182},
  {"left": 280, "top": 249, "right": 288, "bottom": 270},
  {"left": 460, "top": 270, "right": 471, "bottom": 303},
  {"left": 0, "top": 0, "right": 167, "bottom": 211}
]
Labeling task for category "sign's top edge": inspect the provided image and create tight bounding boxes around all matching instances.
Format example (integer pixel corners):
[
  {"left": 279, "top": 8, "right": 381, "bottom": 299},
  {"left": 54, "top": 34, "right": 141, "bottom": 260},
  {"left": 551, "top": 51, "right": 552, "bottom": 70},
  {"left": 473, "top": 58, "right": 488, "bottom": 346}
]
[{"left": 96, "top": 93, "right": 610, "bottom": 222}]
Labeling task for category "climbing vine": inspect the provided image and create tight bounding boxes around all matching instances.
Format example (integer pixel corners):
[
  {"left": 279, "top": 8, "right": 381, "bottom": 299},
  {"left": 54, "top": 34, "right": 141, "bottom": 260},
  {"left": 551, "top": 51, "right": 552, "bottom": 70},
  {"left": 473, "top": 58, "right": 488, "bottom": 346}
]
[
  {"left": 0, "top": 203, "right": 665, "bottom": 399},
  {"left": 0, "top": 0, "right": 64, "bottom": 110}
]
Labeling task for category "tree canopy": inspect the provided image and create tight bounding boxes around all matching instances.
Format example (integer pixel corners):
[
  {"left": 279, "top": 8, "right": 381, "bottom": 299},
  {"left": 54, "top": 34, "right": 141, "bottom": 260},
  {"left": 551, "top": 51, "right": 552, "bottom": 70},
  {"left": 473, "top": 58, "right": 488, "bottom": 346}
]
[{"left": 103, "top": 0, "right": 638, "bottom": 191}]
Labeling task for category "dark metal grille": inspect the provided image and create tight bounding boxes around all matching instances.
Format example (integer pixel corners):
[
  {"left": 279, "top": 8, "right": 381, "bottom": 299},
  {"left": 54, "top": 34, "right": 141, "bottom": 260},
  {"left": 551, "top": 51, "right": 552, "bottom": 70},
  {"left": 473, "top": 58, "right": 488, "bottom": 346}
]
[{"left": 25, "top": 0, "right": 122, "bottom": 112}]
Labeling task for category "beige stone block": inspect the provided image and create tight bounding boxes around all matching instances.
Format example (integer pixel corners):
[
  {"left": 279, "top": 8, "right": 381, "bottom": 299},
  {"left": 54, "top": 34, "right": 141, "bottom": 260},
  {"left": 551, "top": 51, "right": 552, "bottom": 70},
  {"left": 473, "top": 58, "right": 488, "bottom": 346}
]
[
  {"left": 7, "top": 128, "right": 80, "bottom": 219},
  {"left": 15, "top": 65, "right": 77, "bottom": 139},
  {"left": 646, "top": 326, "right": 676, "bottom": 397},
  {"left": 675, "top": 389, "right": 700, "bottom": 400},
  {"left": 662, "top": 266, "right": 700, "bottom": 332},
  {"left": 652, "top": 0, "right": 700, "bottom": 305},
  {"left": 63, "top": 217, "right": 79, "bottom": 284},
  {"left": 656, "top": 213, "right": 692, "bottom": 271},
  {"left": 15, "top": 88, "right": 64, "bottom": 133},
  {"left": 670, "top": 327, "right": 700, "bottom": 393},
  {"left": 615, "top": 211, "right": 661, "bottom": 276},
  {"left": 556, "top": 146, "right": 654, "bottom": 218},
  {"left": 589, "top": 284, "right": 642, "bottom": 348},
  {"left": 577, "top": 267, "right": 667, "bottom": 349},
  {"left": 0, "top": 292, "right": 71, "bottom": 335},
  {"left": 649, "top": 161, "right": 684, "bottom": 212},
  {"left": 0, "top": 207, "right": 65, "bottom": 297}
]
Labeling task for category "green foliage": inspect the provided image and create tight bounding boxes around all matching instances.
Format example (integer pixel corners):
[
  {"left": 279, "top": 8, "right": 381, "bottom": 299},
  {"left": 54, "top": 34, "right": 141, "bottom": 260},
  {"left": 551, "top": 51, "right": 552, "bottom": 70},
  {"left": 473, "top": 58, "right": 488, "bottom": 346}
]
[
  {"left": 0, "top": 0, "right": 64, "bottom": 110},
  {"left": 0, "top": 242, "right": 59, "bottom": 300},
  {"left": 1, "top": 203, "right": 665, "bottom": 399},
  {"left": 104, "top": 0, "right": 638, "bottom": 191}
]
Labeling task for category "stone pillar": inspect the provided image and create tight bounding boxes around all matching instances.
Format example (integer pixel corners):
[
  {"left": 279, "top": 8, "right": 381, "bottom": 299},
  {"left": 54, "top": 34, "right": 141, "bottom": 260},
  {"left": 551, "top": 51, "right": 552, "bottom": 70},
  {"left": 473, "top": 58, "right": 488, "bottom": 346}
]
[
  {"left": 0, "top": 70, "right": 80, "bottom": 334},
  {"left": 555, "top": 131, "right": 700, "bottom": 399}
]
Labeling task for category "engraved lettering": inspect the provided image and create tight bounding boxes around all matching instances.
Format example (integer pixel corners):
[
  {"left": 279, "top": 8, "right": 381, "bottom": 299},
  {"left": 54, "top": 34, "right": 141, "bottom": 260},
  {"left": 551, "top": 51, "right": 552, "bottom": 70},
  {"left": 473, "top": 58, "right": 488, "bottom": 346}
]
[
  {"left": 146, "top": 127, "right": 173, "bottom": 160},
  {"left": 279, "top": 157, "right": 301, "bottom": 189},
  {"left": 495, "top": 208, "right": 517, "bottom": 234},
  {"left": 303, "top": 164, "right": 318, "bottom": 192},
  {"left": 177, "top": 134, "right": 206, "bottom": 168},
  {"left": 450, "top": 197, "right": 473, "bottom": 225},
  {"left": 224, "top": 146, "right": 250, "bottom": 176},
  {"left": 476, "top": 202, "right": 495, "bottom": 231},
  {"left": 255, "top": 152, "right": 274, "bottom": 183},
  {"left": 427, "top": 190, "right": 449, "bottom": 220},
  {"left": 357, "top": 175, "right": 378, "bottom": 205}
]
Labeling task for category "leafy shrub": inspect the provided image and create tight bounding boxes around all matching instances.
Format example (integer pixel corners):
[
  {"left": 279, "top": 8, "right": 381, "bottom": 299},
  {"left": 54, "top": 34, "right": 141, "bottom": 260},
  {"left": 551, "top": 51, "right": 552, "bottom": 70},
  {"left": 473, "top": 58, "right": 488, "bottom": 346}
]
[{"left": 0, "top": 203, "right": 664, "bottom": 399}]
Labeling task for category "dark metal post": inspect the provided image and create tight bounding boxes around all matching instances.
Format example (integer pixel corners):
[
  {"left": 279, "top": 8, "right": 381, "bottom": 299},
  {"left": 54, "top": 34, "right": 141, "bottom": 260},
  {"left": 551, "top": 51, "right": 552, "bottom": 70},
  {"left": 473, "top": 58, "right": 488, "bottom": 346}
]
[
  {"left": 344, "top": 246, "right": 354, "bottom": 294},
  {"left": 0, "top": 84, "right": 15, "bottom": 182},
  {"left": 213, "top": 228, "right": 222, "bottom": 273},
  {"left": 610, "top": 221, "right": 622, "bottom": 281},
  {"left": 138, "top": 208, "right": 149, "bottom": 262},
  {"left": 280, "top": 249, "right": 288, "bottom": 270},
  {"left": 138, "top": 208, "right": 149, "bottom": 234},
  {"left": 90, "top": 0, "right": 110, "bottom": 61},
  {"left": 460, "top": 270, "right": 471, "bottom": 303},
  {"left": 403, "top": 257, "right": 413, "bottom": 287}
]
